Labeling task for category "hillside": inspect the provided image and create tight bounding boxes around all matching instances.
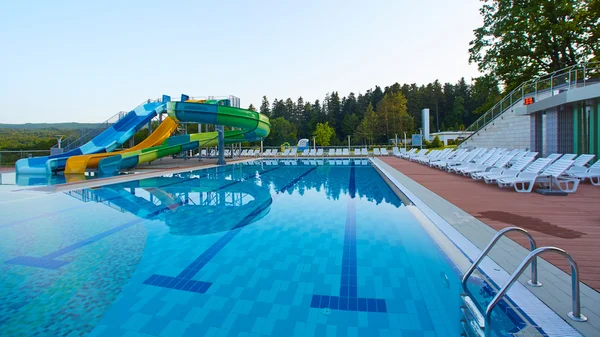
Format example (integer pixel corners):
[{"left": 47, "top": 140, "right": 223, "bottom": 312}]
[{"left": 0, "top": 122, "right": 100, "bottom": 130}]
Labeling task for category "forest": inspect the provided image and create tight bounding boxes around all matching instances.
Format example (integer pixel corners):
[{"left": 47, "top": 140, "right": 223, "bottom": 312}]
[{"left": 255, "top": 76, "right": 501, "bottom": 146}]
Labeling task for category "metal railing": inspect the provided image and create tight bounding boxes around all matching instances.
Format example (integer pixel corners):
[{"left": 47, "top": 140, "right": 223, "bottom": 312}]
[
  {"left": 0, "top": 150, "right": 51, "bottom": 166},
  {"left": 50, "top": 98, "right": 162, "bottom": 153},
  {"left": 460, "top": 226, "right": 588, "bottom": 337},
  {"left": 484, "top": 247, "right": 587, "bottom": 336},
  {"left": 460, "top": 62, "right": 600, "bottom": 144}
]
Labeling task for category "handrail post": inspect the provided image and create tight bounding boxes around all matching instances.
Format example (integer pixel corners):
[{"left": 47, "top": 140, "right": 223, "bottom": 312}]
[
  {"left": 461, "top": 227, "right": 540, "bottom": 294},
  {"left": 484, "top": 247, "right": 587, "bottom": 337}
]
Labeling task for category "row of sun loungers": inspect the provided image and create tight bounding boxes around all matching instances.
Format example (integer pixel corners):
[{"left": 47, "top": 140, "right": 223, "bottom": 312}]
[
  {"left": 396, "top": 147, "right": 598, "bottom": 193},
  {"left": 238, "top": 148, "right": 395, "bottom": 157}
]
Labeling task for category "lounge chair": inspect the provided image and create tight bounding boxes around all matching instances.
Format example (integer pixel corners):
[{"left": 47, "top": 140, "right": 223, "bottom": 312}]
[
  {"left": 465, "top": 153, "right": 517, "bottom": 178},
  {"left": 474, "top": 156, "right": 535, "bottom": 182},
  {"left": 352, "top": 149, "right": 360, "bottom": 156},
  {"left": 262, "top": 149, "right": 272, "bottom": 157},
  {"left": 420, "top": 148, "right": 453, "bottom": 165},
  {"left": 307, "top": 149, "right": 315, "bottom": 156},
  {"left": 560, "top": 153, "right": 577, "bottom": 160},
  {"left": 240, "top": 149, "right": 248, "bottom": 157},
  {"left": 290, "top": 148, "right": 298, "bottom": 157},
  {"left": 448, "top": 151, "right": 494, "bottom": 173},
  {"left": 455, "top": 153, "right": 502, "bottom": 175},
  {"left": 566, "top": 160, "right": 600, "bottom": 185},
  {"left": 342, "top": 149, "right": 350, "bottom": 156},
  {"left": 392, "top": 147, "right": 400, "bottom": 156},
  {"left": 361, "top": 148, "right": 368, "bottom": 156},
  {"left": 380, "top": 148, "right": 389, "bottom": 156},
  {"left": 443, "top": 149, "right": 487, "bottom": 171},
  {"left": 282, "top": 149, "right": 290, "bottom": 157},
  {"left": 271, "top": 150, "right": 279, "bottom": 157},
  {"left": 328, "top": 149, "right": 335, "bottom": 157},
  {"left": 335, "top": 149, "right": 343, "bottom": 156},
  {"left": 569, "top": 154, "right": 595, "bottom": 168},
  {"left": 373, "top": 148, "right": 381, "bottom": 156},
  {"left": 431, "top": 150, "right": 469, "bottom": 168},
  {"left": 400, "top": 148, "right": 417, "bottom": 159},
  {"left": 316, "top": 149, "right": 324, "bottom": 156},
  {"left": 301, "top": 149, "right": 310, "bottom": 157},
  {"left": 497, "top": 159, "right": 573, "bottom": 192}
]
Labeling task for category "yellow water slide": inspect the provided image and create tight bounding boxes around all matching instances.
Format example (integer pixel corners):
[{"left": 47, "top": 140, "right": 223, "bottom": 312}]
[{"left": 64, "top": 117, "right": 178, "bottom": 174}]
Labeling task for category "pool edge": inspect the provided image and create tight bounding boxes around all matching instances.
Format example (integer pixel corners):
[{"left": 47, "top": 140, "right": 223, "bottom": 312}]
[{"left": 370, "top": 157, "right": 594, "bottom": 337}]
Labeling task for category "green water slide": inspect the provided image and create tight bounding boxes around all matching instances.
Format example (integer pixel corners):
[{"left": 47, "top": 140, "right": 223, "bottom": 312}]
[{"left": 96, "top": 100, "right": 270, "bottom": 175}]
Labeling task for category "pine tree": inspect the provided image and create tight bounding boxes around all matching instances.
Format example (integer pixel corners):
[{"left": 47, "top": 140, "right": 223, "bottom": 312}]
[{"left": 259, "top": 96, "right": 270, "bottom": 117}]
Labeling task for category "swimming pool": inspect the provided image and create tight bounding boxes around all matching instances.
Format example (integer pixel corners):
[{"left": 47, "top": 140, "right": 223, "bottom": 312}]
[{"left": 1, "top": 159, "right": 532, "bottom": 336}]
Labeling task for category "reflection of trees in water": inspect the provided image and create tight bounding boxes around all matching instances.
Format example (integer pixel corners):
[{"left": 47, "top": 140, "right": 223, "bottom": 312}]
[{"left": 257, "top": 165, "right": 402, "bottom": 207}]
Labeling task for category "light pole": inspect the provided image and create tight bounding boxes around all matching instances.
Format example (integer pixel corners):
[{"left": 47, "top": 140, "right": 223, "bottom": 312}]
[
  {"left": 312, "top": 136, "right": 316, "bottom": 151},
  {"left": 419, "top": 128, "right": 423, "bottom": 150},
  {"left": 403, "top": 132, "right": 407, "bottom": 150},
  {"left": 395, "top": 134, "right": 398, "bottom": 147},
  {"left": 347, "top": 135, "right": 351, "bottom": 151}
]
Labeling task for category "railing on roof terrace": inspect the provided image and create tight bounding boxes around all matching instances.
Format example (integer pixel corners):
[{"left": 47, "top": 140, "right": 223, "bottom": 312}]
[{"left": 460, "top": 62, "right": 600, "bottom": 144}]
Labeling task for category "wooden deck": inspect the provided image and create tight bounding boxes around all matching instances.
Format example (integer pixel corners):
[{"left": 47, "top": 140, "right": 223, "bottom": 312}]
[{"left": 381, "top": 157, "right": 600, "bottom": 292}]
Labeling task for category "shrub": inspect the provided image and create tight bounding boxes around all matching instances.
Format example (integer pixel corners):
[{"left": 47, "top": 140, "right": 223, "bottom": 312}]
[{"left": 430, "top": 135, "right": 443, "bottom": 148}]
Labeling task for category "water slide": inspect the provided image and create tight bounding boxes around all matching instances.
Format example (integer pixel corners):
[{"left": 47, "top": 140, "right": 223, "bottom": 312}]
[
  {"left": 96, "top": 100, "right": 271, "bottom": 176},
  {"left": 15, "top": 101, "right": 166, "bottom": 175},
  {"left": 63, "top": 117, "right": 178, "bottom": 174}
]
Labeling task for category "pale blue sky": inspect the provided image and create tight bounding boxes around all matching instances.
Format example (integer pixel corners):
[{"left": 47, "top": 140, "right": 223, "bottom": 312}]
[{"left": 0, "top": 0, "right": 482, "bottom": 123}]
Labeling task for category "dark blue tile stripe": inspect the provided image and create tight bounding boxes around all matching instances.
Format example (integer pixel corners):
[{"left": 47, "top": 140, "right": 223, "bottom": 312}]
[
  {"left": 311, "top": 162, "right": 387, "bottom": 313},
  {"left": 145, "top": 165, "right": 315, "bottom": 293},
  {"left": 279, "top": 167, "right": 317, "bottom": 192}
]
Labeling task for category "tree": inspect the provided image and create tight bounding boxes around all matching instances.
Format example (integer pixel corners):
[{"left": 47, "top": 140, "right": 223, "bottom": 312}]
[
  {"left": 376, "top": 91, "right": 413, "bottom": 142},
  {"left": 314, "top": 122, "right": 335, "bottom": 146},
  {"left": 469, "top": 0, "right": 599, "bottom": 89},
  {"left": 248, "top": 104, "right": 256, "bottom": 112},
  {"left": 341, "top": 113, "right": 360, "bottom": 139},
  {"left": 259, "top": 96, "right": 270, "bottom": 117},
  {"left": 430, "top": 135, "right": 443, "bottom": 148},
  {"left": 265, "top": 117, "right": 297, "bottom": 145}
]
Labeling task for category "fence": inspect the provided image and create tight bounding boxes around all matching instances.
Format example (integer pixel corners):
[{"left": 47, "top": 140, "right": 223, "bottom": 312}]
[{"left": 0, "top": 150, "right": 51, "bottom": 166}]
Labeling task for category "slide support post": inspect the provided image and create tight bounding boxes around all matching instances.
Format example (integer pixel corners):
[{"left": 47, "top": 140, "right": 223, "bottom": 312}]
[{"left": 217, "top": 125, "right": 226, "bottom": 165}]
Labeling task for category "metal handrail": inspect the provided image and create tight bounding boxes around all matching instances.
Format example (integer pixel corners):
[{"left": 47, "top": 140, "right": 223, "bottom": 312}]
[
  {"left": 484, "top": 246, "right": 587, "bottom": 337},
  {"left": 462, "top": 227, "right": 541, "bottom": 293},
  {"left": 460, "top": 61, "right": 600, "bottom": 144}
]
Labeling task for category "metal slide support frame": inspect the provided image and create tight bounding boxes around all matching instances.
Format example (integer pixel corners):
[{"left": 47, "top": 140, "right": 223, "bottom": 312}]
[{"left": 217, "top": 125, "right": 225, "bottom": 165}]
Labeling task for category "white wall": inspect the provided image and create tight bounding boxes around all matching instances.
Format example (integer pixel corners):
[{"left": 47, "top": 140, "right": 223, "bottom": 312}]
[{"left": 459, "top": 108, "right": 531, "bottom": 149}]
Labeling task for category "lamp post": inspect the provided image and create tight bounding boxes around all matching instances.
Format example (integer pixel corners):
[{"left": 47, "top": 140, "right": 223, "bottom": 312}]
[
  {"left": 419, "top": 128, "right": 423, "bottom": 150},
  {"left": 403, "top": 132, "right": 407, "bottom": 150},
  {"left": 347, "top": 135, "right": 351, "bottom": 151},
  {"left": 313, "top": 136, "right": 316, "bottom": 151}
]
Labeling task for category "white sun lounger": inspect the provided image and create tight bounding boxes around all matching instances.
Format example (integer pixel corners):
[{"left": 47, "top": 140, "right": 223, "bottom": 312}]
[
  {"left": 448, "top": 151, "right": 493, "bottom": 173},
  {"left": 478, "top": 156, "right": 536, "bottom": 183},
  {"left": 289, "top": 148, "right": 298, "bottom": 157},
  {"left": 342, "top": 149, "right": 350, "bottom": 156},
  {"left": 392, "top": 147, "right": 400, "bottom": 157},
  {"left": 282, "top": 149, "right": 290, "bottom": 157},
  {"left": 380, "top": 148, "right": 389, "bottom": 156},
  {"left": 566, "top": 160, "right": 600, "bottom": 185},
  {"left": 373, "top": 148, "right": 381, "bottom": 156},
  {"left": 335, "top": 149, "right": 342, "bottom": 156},
  {"left": 361, "top": 148, "right": 368, "bottom": 156},
  {"left": 316, "top": 149, "right": 324, "bottom": 156},
  {"left": 328, "top": 149, "right": 335, "bottom": 157},
  {"left": 497, "top": 159, "right": 573, "bottom": 192},
  {"left": 352, "top": 149, "right": 360, "bottom": 156},
  {"left": 466, "top": 153, "right": 516, "bottom": 178},
  {"left": 240, "top": 149, "right": 248, "bottom": 157},
  {"left": 301, "top": 149, "right": 310, "bottom": 157}
]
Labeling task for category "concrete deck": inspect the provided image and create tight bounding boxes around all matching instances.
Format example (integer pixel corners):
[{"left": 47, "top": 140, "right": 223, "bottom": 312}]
[{"left": 380, "top": 157, "right": 600, "bottom": 291}]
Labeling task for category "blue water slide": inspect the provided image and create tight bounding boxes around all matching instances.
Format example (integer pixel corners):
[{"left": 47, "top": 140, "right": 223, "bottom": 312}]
[{"left": 15, "top": 101, "right": 167, "bottom": 175}]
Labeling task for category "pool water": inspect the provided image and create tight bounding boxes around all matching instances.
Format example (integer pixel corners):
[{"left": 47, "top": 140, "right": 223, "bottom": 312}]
[{"left": 0, "top": 159, "right": 526, "bottom": 336}]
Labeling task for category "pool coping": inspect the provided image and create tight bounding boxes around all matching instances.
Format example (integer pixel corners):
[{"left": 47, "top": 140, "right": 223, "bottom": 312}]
[{"left": 370, "top": 157, "right": 596, "bottom": 337}]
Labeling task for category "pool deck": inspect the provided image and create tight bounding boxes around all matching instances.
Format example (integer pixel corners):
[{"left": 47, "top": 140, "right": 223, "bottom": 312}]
[
  {"left": 375, "top": 156, "right": 600, "bottom": 336},
  {"left": 380, "top": 156, "right": 600, "bottom": 292}
]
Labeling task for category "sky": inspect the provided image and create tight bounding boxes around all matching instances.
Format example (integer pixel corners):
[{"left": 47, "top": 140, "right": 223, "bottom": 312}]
[{"left": 0, "top": 0, "right": 483, "bottom": 123}]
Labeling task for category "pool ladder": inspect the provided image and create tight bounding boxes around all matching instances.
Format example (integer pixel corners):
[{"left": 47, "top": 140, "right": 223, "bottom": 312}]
[{"left": 459, "top": 227, "right": 587, "bottom": 337}]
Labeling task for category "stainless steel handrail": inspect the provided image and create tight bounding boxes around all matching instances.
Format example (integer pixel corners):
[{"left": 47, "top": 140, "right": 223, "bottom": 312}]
[
  {"left": 484, "top": 246, "right": 587, "bottom": 337},
  {"left": 462, "top": 227, "right": 541, "bottom": 294}
]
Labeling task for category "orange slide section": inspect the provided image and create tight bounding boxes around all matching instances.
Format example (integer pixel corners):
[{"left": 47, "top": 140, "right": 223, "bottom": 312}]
[{"left": 64, "top": 117, "right": 178, "bottom": 174}]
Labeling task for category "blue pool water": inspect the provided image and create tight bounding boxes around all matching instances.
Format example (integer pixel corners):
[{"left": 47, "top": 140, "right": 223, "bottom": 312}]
[{"left": 0, "top": 159, "right": 528, "bottom": 336}]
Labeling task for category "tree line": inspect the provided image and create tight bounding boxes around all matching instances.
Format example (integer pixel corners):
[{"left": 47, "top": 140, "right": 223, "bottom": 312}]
[{"left": 253, "top": 76, "right": 501, "bottom": 146}]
